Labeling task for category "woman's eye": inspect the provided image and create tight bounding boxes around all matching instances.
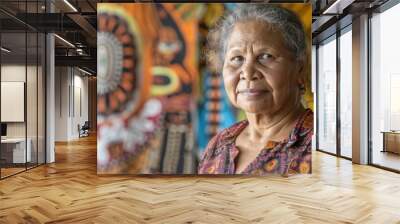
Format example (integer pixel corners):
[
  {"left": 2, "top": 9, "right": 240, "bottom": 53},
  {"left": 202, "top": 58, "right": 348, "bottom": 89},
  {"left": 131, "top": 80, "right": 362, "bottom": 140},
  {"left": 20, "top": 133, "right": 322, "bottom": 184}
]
[
  {"left": 230, "top": 56, "right": 244, "bottom": 65},
  {"left": 258, "top": 53, "right": 274, "bottom": 62}
]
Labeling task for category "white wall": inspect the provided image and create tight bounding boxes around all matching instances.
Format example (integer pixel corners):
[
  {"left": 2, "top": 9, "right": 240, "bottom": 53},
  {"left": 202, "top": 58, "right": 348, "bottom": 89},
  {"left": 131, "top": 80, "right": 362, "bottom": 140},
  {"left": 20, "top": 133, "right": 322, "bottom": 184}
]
[
  {"left": 1, "top": 65, "right": 26, "bottom": 81},
  {"left": 72, "top": 73, "right": 89, "bottom": 138},
  {"left": 54, "top": 67, "right": 89, "bottom": 141},
  {"left": 55, "top": 67, "right": 69, "bottom": 141}
]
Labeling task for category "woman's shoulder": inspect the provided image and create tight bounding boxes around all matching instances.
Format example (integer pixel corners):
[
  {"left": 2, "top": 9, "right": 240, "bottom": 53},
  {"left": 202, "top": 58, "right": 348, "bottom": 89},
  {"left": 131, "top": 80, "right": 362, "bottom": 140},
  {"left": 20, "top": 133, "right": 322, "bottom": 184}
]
[
  {"left": 200, "top": 120, "right": 247, "bottom": 157},
  {"left": 298, "top": 108, "right": 314, "bottom": 135},
  {"left": 198, "top": 120, "right": 247, "bottom": 173},
  {"left": 211, "top": 120, "right": 248, "bottom": 147},
  {"left": 290, "top": 108, "right": 314, "bottom": 147},
  {"left": 302, "top": 108, "right": 314, "bottom": 128},
  {"left": 220, "top": 119, "right": 249, "bottom": 136}
]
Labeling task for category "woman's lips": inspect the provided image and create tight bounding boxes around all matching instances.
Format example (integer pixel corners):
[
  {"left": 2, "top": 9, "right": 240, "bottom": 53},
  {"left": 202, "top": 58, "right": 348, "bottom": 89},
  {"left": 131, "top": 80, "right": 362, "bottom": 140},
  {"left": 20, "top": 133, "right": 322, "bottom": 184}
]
[{"left": 237, "top": 89, "right": 269, "bottom": 97}]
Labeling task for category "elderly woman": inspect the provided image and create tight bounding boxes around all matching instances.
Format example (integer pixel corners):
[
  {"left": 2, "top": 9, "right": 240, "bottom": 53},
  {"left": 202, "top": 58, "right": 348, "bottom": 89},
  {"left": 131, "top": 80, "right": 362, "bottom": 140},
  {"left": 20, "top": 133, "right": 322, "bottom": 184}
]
[{"left": 198, "top": 4, "right": 313, "bottom": 175}]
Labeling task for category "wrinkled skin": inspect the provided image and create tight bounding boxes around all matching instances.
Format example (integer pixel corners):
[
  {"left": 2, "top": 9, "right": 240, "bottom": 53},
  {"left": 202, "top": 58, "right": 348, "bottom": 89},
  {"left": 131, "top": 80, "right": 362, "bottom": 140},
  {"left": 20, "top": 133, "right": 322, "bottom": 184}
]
[{"left": 222, "top": 20, "right": 304, "bottom": 116}]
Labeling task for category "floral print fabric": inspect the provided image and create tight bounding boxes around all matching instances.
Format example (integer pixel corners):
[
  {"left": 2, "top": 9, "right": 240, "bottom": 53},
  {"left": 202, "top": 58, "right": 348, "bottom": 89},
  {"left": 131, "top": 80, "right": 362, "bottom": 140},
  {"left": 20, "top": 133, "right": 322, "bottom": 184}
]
[{"left": 198, "top": 109, "right": 313, "bottom": 175}]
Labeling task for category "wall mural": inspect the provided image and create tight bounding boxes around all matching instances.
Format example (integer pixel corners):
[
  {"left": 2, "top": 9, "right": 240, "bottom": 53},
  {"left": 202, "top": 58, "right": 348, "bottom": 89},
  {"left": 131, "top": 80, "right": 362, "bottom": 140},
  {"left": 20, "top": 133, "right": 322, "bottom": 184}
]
[{"left": 97, "top": 3, "right": 312, "bottom": 175}]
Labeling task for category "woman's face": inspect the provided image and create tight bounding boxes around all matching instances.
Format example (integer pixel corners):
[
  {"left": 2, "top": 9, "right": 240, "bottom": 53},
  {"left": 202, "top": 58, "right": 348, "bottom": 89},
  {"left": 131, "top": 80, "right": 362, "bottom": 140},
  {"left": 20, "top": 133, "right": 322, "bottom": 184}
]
[{"left": 222, "top": 20, "right": 303, "bottom": 115}]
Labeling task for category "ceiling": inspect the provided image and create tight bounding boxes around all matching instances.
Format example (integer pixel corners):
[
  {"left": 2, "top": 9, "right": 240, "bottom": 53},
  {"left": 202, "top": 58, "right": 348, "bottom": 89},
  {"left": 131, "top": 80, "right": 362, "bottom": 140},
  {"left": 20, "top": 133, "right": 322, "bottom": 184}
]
[
  {"left": 311, "top": 0, "right": 390, "bottom": 43},
  {"left": 3, "top": 0, "right": 392, "bottom": 74},
  {"left": 0, "top": 0, "right": 98, "bottom": 74}
]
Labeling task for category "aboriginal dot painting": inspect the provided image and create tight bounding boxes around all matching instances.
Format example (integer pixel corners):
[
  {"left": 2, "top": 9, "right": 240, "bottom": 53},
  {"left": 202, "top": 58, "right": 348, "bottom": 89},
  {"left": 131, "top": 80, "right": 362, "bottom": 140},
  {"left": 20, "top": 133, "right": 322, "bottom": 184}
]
[
  {"left": 97, "top": 12, "right": 138, "bottom": 115},
  {"left": 97, "top": 3, "right": 313, "bottom": 174},
  {"left": 97, "top": 4, "right": 160, "bottom": 174}
]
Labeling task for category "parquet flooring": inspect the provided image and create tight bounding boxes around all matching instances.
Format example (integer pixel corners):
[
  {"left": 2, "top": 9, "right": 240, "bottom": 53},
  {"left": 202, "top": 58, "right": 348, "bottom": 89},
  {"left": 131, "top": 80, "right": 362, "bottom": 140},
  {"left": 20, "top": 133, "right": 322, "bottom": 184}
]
[
  {"left": 1, "top": 135, "right": 400, "bottom": 223},
  {"left": 1, "top": 167, "right": 26, "bottom": 178}
]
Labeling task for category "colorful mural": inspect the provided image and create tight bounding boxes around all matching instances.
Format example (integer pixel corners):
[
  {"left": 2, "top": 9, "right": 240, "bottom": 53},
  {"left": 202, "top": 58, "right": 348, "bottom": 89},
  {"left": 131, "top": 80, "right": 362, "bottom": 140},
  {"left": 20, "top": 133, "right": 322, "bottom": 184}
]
[
  {"left": 97, "top": 3, "right": 201, "bottom": 174},
  {"left": 197, "top": 4, "right": 238, "bottom": 154},
  {"left": 97, "top": 4, "right": 161, "bottom": 174},
  {"left": 97, "top": 3, "right": 312, "bottom": 174}
]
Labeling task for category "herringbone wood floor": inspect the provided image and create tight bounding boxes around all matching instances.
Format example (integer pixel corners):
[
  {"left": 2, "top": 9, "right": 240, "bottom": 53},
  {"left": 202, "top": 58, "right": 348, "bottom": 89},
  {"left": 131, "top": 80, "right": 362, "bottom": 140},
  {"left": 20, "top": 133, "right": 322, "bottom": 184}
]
[{"left": 1, "top": 135, "right": 400, "bottom": 224}]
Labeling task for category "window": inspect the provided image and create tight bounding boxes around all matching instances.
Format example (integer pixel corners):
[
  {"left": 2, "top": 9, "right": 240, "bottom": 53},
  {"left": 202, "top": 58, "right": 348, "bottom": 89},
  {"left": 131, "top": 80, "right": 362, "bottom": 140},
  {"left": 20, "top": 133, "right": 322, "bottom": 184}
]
[
  {"left": 370, "top": 2, "right": 400, "bottom": 171},
  {"left": 0, "top": 0, "right": 47, "bottom": 179},
  {"left": 317, "top": 35, "right": 337, "bottom": 154},
  {"left": 339, "top": 27, "right": 352, "bottom": 158}
]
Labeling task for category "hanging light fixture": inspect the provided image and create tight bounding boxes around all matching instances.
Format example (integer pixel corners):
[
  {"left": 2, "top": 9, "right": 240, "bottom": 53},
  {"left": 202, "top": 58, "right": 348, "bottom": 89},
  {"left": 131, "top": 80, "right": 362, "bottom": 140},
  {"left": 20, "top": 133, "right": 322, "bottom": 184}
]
[{"left": 1, "top": 47, "right": 11, "bottom": 53}]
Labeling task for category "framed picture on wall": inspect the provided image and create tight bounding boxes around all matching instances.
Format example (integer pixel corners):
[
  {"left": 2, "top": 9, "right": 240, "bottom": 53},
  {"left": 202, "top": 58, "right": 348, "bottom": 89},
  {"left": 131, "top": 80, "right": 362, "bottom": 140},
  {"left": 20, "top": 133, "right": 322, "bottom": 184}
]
[{"left": 1, "top": 81, "right": 25, "bottom": 122}]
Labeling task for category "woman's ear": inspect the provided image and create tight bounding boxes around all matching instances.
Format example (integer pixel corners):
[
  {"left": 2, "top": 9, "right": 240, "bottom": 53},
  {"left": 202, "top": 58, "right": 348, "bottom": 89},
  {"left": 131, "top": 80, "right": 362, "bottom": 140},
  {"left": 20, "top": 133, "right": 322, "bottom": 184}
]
[
  {"left": 297, "top": 77, "right": 305, "bottom": 86},
  {"left": 296, "top": 61, "right": 306, "bottom": 93},
  {"left": 296, "top": 60, "right": 305, "bottom": 75},
  {"left": 297, "top": 77, "right": 306, "bottom": 95}
]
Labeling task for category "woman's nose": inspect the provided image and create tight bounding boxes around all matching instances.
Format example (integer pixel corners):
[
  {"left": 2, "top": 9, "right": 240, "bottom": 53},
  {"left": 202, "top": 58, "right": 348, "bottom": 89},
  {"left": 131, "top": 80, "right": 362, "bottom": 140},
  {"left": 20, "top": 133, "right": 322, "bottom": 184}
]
[{"left": 240, "top": 59, "right": 260, "bottom": 81}]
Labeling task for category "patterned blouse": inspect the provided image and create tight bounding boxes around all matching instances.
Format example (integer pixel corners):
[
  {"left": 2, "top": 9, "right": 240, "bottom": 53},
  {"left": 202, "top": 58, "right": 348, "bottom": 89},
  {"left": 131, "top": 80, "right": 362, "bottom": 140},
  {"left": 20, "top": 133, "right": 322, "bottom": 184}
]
[{"left": 198, "top": 109, "right": 313, "bottom": 175}]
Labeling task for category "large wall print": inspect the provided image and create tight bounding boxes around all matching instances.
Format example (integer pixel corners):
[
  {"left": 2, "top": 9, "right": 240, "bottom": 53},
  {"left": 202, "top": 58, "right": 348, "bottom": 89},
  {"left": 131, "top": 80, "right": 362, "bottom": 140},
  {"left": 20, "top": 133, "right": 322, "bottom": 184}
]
[{"left": 97, "top": 3, "right": 313, "bottom": 175}]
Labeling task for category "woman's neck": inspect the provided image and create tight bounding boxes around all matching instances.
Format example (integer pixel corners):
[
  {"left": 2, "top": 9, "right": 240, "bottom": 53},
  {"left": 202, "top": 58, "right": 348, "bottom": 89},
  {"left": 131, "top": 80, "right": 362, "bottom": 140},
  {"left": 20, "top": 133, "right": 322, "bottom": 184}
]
[{"left": 244, "top": 104, "right": 305, "bottom": 143}]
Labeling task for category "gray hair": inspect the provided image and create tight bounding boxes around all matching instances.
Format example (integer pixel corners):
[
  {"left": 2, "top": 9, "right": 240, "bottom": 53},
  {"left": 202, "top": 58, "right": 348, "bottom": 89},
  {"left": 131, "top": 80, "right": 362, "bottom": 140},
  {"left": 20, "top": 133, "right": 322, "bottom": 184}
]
[{"left": 206, "top": 4, "right": 307, "bottom": 71}]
